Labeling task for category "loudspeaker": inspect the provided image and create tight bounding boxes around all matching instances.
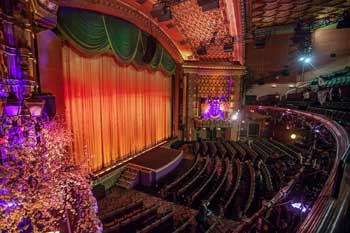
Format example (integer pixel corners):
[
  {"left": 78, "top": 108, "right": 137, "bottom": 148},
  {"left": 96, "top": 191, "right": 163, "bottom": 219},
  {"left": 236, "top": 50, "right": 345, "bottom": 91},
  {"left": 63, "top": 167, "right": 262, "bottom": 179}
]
[
  {"left": 142, "top": 35, "right": 157, "bottom": 63},
  {"left": 151, "top": 3, "right": 166, "bottom": 18},
  {"left": 224, "top": 43, "right": 233, "bottom": 52},
  {"left": 136, "top": 0, "right": 147, "bottom": 4},
  {"left": 197, "top": 0, "right": 219, "bottom": 11},
  {"left": 197, "top": 46, "right": 207, "bottom": 55},
  {"left": 157, "top": 9, "right": 172, "bottom": 22}
]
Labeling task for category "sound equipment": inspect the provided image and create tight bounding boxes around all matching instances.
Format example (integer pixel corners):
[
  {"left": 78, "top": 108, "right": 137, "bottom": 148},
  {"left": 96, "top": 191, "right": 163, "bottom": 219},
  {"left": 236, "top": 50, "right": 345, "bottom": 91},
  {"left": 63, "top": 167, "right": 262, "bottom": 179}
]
[
  {"left": 142, "top": 35, "right": 157, "bottom": 63},
  {"left": 151, "top": 3, "right": 166, "bottom": 18},
  {"left": 197, "top": 0, "right": 219, "bottom": 11},
  {"left": 151, "top": 3, "right": 172, "bottom": 22},
  {"left": 157, "top": 9, "right": 172, "bottom": 22},
  {"left": 136, "top": 0, "right": 147, "bottom": 4},
  {"left": 197, "top": 46, "right": 207, "bottom": 55},
  {"left": 224, "top": 43, "right": 233, "bottom": 52}
]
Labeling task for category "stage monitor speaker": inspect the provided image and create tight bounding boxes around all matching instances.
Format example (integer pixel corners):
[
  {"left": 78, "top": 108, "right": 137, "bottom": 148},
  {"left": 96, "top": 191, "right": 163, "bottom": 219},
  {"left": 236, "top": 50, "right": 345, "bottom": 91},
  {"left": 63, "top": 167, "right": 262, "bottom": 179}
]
[
  {"left": 197, "top": 0, "right": 219, "bottom": 11},
  {"left": 151, "top": 3, "right": 166, "bottom": 18},
  {"left": 143, "top": 35, "right": 157, "bottom": 63},
  {"left": 157, "top": 9, "right": 172, "bottom": 22}
]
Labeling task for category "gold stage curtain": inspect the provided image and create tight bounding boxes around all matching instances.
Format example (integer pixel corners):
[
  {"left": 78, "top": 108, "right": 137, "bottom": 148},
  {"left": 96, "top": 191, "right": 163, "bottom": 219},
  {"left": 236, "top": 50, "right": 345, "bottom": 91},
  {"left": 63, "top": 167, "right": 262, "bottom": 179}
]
[{"left": 62, "top": 46, "right": 172, "bottom": 171}]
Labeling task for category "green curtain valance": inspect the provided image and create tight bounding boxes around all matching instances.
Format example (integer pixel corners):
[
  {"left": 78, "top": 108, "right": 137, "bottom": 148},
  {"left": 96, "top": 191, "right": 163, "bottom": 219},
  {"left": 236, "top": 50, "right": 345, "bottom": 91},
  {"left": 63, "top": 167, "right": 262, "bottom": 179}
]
[{"left": 57, "top": 7, "right": 176, "bottom": 74}]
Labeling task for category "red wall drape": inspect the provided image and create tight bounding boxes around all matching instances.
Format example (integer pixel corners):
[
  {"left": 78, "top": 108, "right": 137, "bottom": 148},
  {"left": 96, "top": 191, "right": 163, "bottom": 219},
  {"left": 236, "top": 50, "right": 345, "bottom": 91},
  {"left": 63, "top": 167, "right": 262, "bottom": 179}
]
[{"left": 62, "top": 46, "right": 172, "bottom": 171}]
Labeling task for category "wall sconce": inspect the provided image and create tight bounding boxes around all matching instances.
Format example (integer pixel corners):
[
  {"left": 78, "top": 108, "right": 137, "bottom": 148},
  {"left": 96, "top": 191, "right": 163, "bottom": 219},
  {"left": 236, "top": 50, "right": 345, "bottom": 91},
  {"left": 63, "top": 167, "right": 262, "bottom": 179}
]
[{"left": 24, "top": 91, "right": 45, "bottom": 117}]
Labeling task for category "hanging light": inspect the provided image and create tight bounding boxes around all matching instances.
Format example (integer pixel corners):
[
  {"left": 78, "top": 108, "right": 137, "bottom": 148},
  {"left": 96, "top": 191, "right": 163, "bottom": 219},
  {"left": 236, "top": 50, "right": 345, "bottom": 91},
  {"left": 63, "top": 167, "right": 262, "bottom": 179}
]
[
  {"left": 24, "top": 90, "right": 45, "bottom": 117},
  {"left": 4, "top": 92, "right": 21, "bottom": 117}
]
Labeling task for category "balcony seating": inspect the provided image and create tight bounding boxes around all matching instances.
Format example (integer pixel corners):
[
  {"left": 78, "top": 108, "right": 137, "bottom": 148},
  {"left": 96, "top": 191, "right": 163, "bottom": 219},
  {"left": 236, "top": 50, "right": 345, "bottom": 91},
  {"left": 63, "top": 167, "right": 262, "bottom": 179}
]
[
  {"left": 215, "top": 142, "right": 227, "bottom": 158},
  {"left": 251, "top": 143, "right": 269, "bottom": 161},
  {"left": 230, "top": 141, "right": 247, "bottom": 160},
  {"left": 192, "top": 141, "right": 200, "bottom": 155},
  {"left": 99, "top": 135, "right": 322, "bottom": 232},
  {"left": 104, "top": 203, "right": 159, "bottom": 233},
  {"left": 223, "top": 159, "right": 242, "bottom": 213},
  {"left": 137, "top": 210, "right": 174, "bottom": 233},
  {"left": 101, "top": 200, "right": 143, "bottom": 224},
  {"left": 222, "top": 141, "right": 237, "bottom": 160},
  {"left": 261, "top": 139, "right": 297, "bottom": 162},
  {"left": 259, "top": 160, "right": 274, "bottom": 194},
  {"left": 243, "top": 161, "right": 256, "bottom": 214},
  {"left": 177, "top": 156, "right": 210, "bottom": 197},
  {"left": 239, "top": 142, "right": 258, "bottom": 161},
  {"left": 163, "top": 153, "right": 200, "bottom": 196},
  {"left": 208, "top": 142, "right": 217, "bottom": 156},
  {"left": 225, "top": 162, "right": 247, "bottom": 219},
  {"left": 185, "top": 158, "right": 218, "bottom": 205},
  {"left": 207, "top": 159, "right": 229, "bottom": 203},
  {"left": 173, "top": 215, "right": 195, "bottom": 233},
  {"left": 192, "top": 159, "right": 229, "bottom": 209},
  {"left": 246, "top": 164, "right": 264, "bottom": 216},
  {"left": 200, "top": 141, "right": 208, "bottom": 156}
]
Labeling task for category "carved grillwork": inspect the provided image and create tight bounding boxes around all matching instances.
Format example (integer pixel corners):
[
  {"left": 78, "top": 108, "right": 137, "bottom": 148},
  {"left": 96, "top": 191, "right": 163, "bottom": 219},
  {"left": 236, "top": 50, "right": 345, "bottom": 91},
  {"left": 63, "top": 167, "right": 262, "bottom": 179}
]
[{"left": 196, "top": 75, "right": 234, "bottom": 97}]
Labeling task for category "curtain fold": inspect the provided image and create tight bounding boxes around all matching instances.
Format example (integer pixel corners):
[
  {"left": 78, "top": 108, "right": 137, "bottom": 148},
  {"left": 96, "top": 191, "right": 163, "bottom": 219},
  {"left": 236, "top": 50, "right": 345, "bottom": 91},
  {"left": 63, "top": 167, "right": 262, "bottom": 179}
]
[
  {"left": 63, "top": 46, "right": 172, "bottom": 171},
  {"left": 58, "top": 7, "right": 176, "bottom": 74},
  {"left": 57, "top": 7, "right": 109, "bottom": 53},
  {"left": 103, "top": 15, "right": 141, "bottom": 63}
]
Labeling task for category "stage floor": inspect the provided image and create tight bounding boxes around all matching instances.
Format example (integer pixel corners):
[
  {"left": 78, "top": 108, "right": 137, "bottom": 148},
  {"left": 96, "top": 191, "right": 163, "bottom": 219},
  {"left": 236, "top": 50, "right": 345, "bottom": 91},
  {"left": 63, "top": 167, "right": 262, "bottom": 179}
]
[{"left": 129, "top": 147, "right": 181, "bottom": 171}]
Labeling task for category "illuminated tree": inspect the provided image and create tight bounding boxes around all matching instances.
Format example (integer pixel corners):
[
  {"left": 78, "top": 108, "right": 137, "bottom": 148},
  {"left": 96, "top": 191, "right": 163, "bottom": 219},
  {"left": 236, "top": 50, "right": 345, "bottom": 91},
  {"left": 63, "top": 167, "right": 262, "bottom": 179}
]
[{"left": 0, "top": 119, "right": 102, "bottom": 232}]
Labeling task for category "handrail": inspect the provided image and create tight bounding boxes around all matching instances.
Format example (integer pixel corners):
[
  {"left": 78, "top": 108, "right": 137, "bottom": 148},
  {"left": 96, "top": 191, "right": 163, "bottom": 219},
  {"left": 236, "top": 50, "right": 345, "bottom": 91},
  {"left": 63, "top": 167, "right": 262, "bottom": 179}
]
[{"left": 246, "top": 105, "right": 350, "bottom": 233}]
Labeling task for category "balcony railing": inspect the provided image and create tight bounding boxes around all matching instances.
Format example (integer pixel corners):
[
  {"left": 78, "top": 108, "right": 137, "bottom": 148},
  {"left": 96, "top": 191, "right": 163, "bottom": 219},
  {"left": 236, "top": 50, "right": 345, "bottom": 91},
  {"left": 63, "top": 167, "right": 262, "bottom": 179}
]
[{"left": 246, "top": 105, "right": 350, "bottom": 233}]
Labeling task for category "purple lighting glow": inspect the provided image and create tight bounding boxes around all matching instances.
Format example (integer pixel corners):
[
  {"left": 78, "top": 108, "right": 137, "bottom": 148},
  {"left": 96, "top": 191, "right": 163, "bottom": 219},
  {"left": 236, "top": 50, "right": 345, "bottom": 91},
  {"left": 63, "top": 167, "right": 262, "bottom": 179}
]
[
  {"left": 291, "top": 202, "right": 307, "bottom": 212},
  {"left": 202, "top": 97, "right": 224, "bottom": 119},
  {"left": 4, "top": 105, "right": 21, "bottom": 117}
]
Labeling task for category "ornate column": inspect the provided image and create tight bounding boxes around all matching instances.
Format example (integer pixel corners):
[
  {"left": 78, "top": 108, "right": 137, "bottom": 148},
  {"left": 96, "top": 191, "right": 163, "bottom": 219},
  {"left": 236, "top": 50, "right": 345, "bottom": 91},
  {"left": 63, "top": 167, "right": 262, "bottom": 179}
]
[{"left": 0, "top": 0, "right": 38, "bottom": 99}]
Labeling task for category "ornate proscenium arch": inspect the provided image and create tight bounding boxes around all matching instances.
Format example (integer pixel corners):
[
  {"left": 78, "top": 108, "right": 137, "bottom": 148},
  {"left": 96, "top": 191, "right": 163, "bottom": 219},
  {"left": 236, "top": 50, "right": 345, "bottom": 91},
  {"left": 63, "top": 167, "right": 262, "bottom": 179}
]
[{"left": 60, "top": 0, "right": 184, "bottom": 63}]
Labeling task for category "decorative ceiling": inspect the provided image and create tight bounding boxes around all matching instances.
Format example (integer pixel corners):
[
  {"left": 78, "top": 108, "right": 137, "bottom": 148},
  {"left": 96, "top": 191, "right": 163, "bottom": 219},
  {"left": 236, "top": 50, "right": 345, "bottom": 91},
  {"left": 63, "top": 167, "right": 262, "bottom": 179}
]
[
  {"left": 247, "top": 0, "right": 350, "bottom": 30},
  {"left": 59, "top": 0, "right": 244, "bottom": 64},
  {"left": 170, "top": 0, "right": 232, "bottom": 60}
]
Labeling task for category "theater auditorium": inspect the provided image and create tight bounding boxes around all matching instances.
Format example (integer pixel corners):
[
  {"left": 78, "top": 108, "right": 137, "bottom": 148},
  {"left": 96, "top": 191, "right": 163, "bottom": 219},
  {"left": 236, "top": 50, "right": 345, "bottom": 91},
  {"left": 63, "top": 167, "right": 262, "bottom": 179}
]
[{"left": 0, "top": 0, "right": 350, "bottom": 232}]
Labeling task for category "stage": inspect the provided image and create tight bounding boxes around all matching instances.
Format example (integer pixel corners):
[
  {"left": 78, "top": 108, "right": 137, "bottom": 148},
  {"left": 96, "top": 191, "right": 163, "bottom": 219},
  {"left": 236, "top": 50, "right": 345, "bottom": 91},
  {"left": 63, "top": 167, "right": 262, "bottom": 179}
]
[{"left": 128, "top": 147, "right": 183, "bottom": 186}]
